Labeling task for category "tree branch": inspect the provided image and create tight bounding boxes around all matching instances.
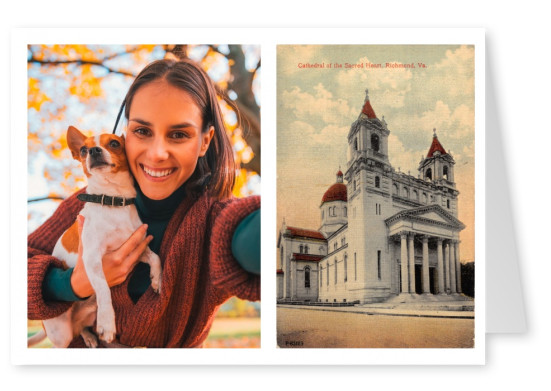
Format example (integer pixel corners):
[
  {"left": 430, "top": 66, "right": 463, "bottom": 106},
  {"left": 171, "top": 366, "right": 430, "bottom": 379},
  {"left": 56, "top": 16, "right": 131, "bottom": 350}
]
[
  {"left": 28, "top": 57, "right": 136, "bottom": 77},
  {"left": 28, "top": 196, "right": 65, "bottom": 203}
]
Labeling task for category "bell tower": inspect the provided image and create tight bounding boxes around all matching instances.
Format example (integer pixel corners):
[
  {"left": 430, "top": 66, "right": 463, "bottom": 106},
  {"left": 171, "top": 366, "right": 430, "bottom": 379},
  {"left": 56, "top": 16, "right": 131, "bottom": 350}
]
[
  {"left": 418, "top": 129, "right": 459, "bottom": 216},
  {"left": 344, "top": 89, "right": 394, "bottom": 303},
  {"left": 418, "top": 129, "right": 456, "bottom": 187},
  {"left": 346, "top": 89, "right": 391, "bottom": 171}
]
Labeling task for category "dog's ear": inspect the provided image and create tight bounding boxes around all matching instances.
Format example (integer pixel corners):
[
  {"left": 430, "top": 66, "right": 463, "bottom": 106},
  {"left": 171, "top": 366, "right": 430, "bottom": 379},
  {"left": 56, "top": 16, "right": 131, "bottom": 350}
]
[{"left": 67, "top": 126, "right": 86, "bottom": 161}]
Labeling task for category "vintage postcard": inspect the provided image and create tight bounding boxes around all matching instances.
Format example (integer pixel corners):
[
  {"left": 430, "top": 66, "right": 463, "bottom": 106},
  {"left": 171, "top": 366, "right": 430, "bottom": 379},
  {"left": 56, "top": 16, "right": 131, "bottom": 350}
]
[{"left": 277, "top": 44, "right": 479, "bottom": 350}]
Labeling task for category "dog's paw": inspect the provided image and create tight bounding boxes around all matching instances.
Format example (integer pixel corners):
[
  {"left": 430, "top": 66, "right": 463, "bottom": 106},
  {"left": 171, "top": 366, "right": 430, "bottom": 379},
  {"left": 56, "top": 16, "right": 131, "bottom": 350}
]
[
  {"left": 151, "top": 272, "right": 162, "bottom": 294},
  {"left": 81, "top": 329, "right": 98, "bottom": 348},
  {"left": 96, "top": 309, "right": 116, "bottom": 343},
  {"left": 97, "top": 325, "right": 116, "bottom": 343},
  {"left": 147, "top": 252, "right": 162, "bottom": 294}
]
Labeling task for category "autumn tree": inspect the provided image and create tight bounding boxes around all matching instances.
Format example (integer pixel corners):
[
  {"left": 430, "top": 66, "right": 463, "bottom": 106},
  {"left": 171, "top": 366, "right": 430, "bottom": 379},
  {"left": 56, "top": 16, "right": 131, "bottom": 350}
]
[{"left": 27, "top": 44, "right": 261, "bottom": 230}]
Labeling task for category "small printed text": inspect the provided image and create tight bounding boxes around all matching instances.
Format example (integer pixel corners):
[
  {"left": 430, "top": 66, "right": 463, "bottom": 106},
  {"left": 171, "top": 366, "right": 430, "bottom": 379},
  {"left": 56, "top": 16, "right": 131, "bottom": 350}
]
[{"left": 297, "top": 62, "right": 427, "bottom": 69}]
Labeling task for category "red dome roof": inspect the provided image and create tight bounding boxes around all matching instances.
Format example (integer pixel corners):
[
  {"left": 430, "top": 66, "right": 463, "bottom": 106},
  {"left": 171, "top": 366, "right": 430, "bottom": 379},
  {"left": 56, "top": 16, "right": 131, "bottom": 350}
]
[{"left": 322, "top": 183, "right": 347, "bottom": 204}]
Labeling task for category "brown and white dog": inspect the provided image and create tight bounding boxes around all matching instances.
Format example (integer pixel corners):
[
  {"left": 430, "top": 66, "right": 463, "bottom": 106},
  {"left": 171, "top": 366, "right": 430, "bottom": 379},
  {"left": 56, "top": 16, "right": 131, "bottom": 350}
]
[{"left": 29, "top": 126, "right": 161, "bottom": 348}]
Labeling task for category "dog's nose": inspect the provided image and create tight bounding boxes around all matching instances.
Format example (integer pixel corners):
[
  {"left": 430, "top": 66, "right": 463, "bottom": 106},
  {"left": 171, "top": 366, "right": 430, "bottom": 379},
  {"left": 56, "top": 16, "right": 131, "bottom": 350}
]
[{"left": 89, "top": 147, "right": 102, "bottom": 157}]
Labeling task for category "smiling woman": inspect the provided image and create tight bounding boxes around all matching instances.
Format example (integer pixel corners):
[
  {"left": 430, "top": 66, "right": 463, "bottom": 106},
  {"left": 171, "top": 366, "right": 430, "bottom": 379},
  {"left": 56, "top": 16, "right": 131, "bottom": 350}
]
[
  {"left": 126, "top": 80, "right": 214, "bottom": 200},
  {"left": 27, "top": 57, "right": 261, "bottom": 349}
]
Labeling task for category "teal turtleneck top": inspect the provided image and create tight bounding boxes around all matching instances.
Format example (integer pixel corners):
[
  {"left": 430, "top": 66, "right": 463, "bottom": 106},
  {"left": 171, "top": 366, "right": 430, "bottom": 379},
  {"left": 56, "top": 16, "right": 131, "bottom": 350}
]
[{"left": 43, "top": 184, "right": 260, "bottom": 303}]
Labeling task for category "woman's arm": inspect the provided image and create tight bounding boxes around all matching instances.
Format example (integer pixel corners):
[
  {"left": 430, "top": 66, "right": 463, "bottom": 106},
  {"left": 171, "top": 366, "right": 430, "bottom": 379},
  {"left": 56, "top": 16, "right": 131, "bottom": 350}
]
[
  {"left": 28, "top": 190, "right": 85, "bottom": 320},
  {"left": 69, "top": 215, "right": 153, "bottom": 298},
  {"left": 231, "top": 208, "right": 260, "bottom": 275},
  {"left": 209, "top": 195, "right": 260, "bottom": 302},
  {"left": 40, "top": 216, "right": 154, "bottom": 301}
]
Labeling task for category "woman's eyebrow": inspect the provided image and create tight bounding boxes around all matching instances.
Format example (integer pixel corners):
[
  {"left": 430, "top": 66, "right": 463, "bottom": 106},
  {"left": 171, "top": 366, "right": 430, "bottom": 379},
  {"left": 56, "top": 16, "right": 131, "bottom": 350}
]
[
  {"left": 170, "top": 122, "right": 199, "bottom": 130},
  {"left": 129, "top": 118, "right": 152, "bottom": 126},
  {"left": 128, "top": 118, "right": 198, "bottom": 129}
]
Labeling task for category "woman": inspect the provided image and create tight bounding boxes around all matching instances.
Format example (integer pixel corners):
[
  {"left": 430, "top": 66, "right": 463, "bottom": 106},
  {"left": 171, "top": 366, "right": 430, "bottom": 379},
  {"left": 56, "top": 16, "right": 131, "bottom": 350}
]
[{"left": 27, "top": 58, "right": 260, "bottom": 348}]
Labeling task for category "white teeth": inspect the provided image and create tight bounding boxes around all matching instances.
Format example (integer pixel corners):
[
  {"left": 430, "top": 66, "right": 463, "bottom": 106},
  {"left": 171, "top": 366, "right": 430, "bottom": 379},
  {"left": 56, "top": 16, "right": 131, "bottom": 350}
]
[{"left": 143, "top": 166, "right": 174, "bottom": 178}]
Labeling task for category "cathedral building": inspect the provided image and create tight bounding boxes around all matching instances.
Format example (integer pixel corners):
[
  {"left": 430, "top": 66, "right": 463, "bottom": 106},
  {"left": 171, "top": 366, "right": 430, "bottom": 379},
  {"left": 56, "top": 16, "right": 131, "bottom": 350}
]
[{"left": 277, "top": 90, "right": 466, "bottom": 304}]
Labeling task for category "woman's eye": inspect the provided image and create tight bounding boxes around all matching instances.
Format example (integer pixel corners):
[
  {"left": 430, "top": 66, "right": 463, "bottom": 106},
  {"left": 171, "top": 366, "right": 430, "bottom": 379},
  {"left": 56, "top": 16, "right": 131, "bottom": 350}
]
[
  {"left": 171, "top": 131, "right": 189, "bottom": 139},
  {"left": 109, "top": 140, "right": 121, "bottom": 148},
  {"left": 80, "top": 146, "right": 87, "bottom": 157},
  {"left": 133, "top": 127, "right": 151, "bottom": 137}
]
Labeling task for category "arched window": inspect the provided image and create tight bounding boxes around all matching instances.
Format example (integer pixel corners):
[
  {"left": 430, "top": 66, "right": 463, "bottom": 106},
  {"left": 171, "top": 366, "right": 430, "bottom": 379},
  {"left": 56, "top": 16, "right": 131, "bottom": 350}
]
[
  {"left": 403, "top": 187, "right": 409, "bottom": 198},
  {"left": 375, "top": 176, "right": 380, "bottom": 188},
  {"left": 423, "top": 193, "right": 428, "bottom": 204},
  {"left": 393, "top": 183, "right": 399, "bottom": 195},
  {"left": 344, "top": 206, "right": 347, "bottom": 217},
  {"left": 371, "top": 133, "right": 380, "bottom": 152},
  {"left": 304, "top": 245, "right": 309, "bottom": 254},
  {"left": 413, "top": 189, "right": 418, "bottom": 201},
  {"left": 354, "top": 137, "right": 358, "bottom": 151},
  {"left": 304, "top": 266, "right": 311, "bottom": 288},
  {"left": 443, "top": 166, "right": 449, "bottom": 180},
  {"left": 426, "top": 168, "right": 432, "bottom": 181}
]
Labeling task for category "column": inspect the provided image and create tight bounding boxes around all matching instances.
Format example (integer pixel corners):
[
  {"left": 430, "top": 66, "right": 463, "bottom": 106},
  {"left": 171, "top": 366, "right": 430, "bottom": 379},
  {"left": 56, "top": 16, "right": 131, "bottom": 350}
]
[
  {"left": 422, "top": 236, "right": 430, "bottom": 294},
  {"left": 437, "top": 239, "right": 445, "bottom": 294},
  {"left": 455, "top": 241, "right": 462, "bottom": 293},
  {"left": 400, "top": 233, "right": 409, "bottom": 293},
  {"left": 450, "top": 241, "right": 457, "bottom": 293},
  {"left": 444, "top": 242, "right": 451, "bottom": 293},
  {"left": 408, "top": 234, "right": 416, "bottom": 293}
]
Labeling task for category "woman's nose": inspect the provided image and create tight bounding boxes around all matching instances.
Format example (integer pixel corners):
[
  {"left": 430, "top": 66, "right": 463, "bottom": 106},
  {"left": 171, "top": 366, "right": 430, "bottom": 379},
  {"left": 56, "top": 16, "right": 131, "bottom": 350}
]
[{"left": 147, "top": 137, "right": 170, "bottom": 161}]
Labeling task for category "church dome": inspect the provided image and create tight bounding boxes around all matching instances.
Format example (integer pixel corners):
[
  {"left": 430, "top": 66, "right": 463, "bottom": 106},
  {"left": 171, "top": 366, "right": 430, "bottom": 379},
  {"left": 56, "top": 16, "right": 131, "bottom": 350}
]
[
  {"left": 322, "top": 170, "right": 347, "bottom": 204},
  {"left": 322, "top": 183, "right": 347, "bottom": 203}
]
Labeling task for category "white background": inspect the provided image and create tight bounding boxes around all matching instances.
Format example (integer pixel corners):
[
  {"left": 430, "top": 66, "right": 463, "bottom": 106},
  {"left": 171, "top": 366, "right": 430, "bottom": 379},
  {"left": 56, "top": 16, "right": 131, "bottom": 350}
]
[{"left": 2, "top": 0, "right": 549, "bottom": 389}]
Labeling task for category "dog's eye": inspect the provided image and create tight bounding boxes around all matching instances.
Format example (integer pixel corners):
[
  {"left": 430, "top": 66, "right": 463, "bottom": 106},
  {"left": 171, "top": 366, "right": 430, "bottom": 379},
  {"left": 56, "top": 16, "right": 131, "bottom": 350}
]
[
  {"left": 109, "top": 140, "right": 121, "bottom": 149},
  {"left": 80, "top": 146, "right": 87, "bottom": 157}
]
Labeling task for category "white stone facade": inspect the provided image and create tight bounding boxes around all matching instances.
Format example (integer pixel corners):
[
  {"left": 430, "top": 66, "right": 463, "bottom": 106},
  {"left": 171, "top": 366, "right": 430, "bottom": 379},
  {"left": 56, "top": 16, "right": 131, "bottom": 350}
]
[{"left": 278, "top": 90, "right": 465, "bottom": 304}]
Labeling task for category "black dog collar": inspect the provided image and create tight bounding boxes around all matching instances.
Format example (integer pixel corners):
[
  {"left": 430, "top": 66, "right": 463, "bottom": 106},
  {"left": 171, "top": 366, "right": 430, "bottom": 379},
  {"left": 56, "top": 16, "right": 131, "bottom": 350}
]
[{"left": 77, "top": 193, "right": 136, "bottom": 207}]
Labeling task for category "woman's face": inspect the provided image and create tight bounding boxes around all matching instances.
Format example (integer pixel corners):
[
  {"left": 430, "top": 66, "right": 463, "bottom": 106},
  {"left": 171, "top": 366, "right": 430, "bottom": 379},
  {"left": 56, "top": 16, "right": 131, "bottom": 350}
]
[{"left": 125, "top": 80, "right": 214, "bottom": 200}]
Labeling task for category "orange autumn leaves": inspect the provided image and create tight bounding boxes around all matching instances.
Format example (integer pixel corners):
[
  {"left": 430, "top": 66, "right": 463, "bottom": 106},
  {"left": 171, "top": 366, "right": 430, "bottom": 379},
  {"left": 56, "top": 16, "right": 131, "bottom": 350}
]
[{"left": 28, "top": 44, "right": 259, "bottom": 206}]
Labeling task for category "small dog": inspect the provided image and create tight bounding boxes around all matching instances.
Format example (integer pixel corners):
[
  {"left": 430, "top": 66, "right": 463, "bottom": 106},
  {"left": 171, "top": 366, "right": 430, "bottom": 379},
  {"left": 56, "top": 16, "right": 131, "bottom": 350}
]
[{"left": 29, "top": 126, "right": 161, "bottom": 348}]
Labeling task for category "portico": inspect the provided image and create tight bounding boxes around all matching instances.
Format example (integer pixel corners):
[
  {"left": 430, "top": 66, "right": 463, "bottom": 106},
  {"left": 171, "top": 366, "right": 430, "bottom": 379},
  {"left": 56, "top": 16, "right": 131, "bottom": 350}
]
[{"left": 386, "top": 204, "right": 465, "bottom": 296}]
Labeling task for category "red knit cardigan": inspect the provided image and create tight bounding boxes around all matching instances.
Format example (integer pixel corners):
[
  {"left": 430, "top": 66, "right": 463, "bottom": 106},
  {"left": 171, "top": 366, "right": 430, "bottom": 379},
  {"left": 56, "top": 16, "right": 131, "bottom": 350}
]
[{"left": 27, "top": 189, "right": 260, "bottom": 348}]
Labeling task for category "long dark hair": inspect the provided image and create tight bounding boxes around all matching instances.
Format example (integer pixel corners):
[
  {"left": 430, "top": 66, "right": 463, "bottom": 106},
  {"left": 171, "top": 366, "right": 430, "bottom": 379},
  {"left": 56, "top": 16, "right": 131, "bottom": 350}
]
[{"left": 123, "top": 58, "right": 236, "bottom": 200}]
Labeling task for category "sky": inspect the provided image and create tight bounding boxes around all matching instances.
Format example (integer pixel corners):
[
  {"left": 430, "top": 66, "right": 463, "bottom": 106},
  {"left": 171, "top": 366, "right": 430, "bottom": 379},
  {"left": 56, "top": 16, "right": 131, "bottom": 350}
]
[{"left": 277, "top": 45, "right": 475, "bottom": 262}]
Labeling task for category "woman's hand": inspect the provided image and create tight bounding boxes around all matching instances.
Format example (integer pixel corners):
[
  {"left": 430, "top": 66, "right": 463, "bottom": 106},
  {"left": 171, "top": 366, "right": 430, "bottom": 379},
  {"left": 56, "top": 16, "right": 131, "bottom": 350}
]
[{"left": 70, "top": 215, "right": 153, "bottom": 298}]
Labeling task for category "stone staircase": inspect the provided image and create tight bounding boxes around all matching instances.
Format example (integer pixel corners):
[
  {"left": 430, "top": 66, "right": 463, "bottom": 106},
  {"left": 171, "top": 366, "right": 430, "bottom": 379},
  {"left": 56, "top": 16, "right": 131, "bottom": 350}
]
[{"left": 358, "top": 293, "right": 475, "bottom": 312}]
